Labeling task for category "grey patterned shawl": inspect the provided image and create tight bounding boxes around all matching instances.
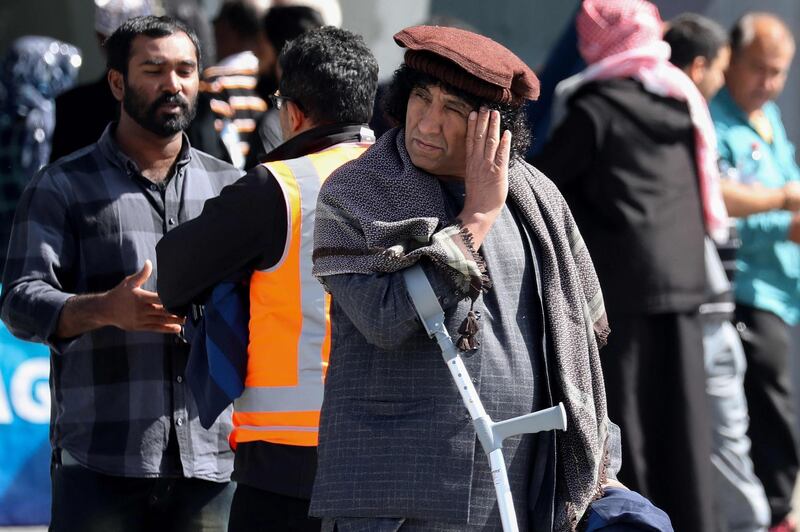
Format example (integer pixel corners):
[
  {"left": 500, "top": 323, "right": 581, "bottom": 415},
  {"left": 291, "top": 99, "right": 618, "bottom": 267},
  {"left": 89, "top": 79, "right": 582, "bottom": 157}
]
[{"left": 313, "top": 128, "right": 611, "bottom": 530}]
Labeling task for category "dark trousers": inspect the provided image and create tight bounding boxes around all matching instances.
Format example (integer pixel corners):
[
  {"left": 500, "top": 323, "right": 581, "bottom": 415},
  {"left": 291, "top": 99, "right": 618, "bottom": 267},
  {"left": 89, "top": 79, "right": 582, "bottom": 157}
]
[
  {"left": 49, "top": 452, "right": 234, "bottom": 532},
  {"left": 601, "top": 311, "right": 715, "bottom": 532},
  {"left": 736, "top": 305, "right": 800, "bottom": 525},
  {"left": 228, "top": 483, "right": 321, "bottom": 532}
]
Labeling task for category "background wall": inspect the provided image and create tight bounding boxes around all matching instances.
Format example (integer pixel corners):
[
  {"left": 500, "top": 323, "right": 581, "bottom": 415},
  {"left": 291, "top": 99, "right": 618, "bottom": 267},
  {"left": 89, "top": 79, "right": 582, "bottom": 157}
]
[
  {"left": 0, "top": 1, "right": 100, "bottom": 81},
  {"left": 339, "top": 0, "right": 430, "bottom": 81}
]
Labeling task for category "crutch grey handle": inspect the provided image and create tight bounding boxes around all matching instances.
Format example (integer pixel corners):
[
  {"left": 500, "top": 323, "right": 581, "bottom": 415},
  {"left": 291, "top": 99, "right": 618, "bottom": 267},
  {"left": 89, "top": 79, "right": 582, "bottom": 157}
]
[
  {"left": 475, "top": 404, "right": 567, "bottom": 453},
  {"left": 495, "top": 403, "right": 567, "bottom": 438}
]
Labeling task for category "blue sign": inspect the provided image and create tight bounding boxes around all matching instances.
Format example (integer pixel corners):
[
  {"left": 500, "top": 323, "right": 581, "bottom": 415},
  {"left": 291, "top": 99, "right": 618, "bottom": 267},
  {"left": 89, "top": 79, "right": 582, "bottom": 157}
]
[{"left": 0, "top": 317, "right": 51, "bottom": 525}]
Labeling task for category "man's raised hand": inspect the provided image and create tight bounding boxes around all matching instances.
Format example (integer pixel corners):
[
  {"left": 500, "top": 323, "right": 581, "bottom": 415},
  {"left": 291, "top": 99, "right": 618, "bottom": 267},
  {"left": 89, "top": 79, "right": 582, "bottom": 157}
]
[{"left": 460, "top": 107, "right": 512, "bottom": 248}]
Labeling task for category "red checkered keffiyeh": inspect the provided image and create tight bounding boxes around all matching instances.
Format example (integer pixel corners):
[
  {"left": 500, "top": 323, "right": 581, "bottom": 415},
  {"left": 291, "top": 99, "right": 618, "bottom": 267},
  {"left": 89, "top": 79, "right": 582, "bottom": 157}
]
[
  {"left": 571, "top": 0, "right": 729, "bottom": 243},
  {"left": 577, "top": 0, "right": 663, "bottom": 64}
]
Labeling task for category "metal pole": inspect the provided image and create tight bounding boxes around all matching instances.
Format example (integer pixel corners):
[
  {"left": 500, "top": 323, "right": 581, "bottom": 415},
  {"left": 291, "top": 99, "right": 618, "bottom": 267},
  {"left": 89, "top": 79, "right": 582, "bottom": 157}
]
[{"left": 402, "top": 265, "right": 567, "bottom": 532}]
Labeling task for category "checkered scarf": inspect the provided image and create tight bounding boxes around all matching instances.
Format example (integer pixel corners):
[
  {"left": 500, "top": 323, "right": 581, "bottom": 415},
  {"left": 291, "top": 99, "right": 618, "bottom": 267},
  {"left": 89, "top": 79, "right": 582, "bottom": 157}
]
[{"left": 313, "top": 128, "right": 612, "bottom": 529}]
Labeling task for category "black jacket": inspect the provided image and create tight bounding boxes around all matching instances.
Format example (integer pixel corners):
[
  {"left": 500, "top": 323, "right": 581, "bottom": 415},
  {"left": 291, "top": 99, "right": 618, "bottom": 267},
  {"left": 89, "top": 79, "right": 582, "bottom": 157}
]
[
  {"left": 50, "top": 76, "right": 119, "bottom": 162},
  {"left": 534, "top": 78, "right": 706, "bottom": 314},
  {"left": 157, "top": 123, "right": 371, "bottom": 313}
]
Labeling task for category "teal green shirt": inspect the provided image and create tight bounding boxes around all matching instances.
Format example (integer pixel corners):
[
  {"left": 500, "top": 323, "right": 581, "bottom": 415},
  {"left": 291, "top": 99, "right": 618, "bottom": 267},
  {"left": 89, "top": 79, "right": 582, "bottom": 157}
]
[{"left": 710, "top": 87, "right": 800, "bottom": 325}]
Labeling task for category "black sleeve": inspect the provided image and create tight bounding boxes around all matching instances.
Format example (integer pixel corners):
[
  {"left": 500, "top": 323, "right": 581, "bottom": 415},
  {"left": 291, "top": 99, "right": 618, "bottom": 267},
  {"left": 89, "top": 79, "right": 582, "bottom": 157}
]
[
  {"left": 244, "top": 111, "right": 283, "bottom": 169},
  {"left": 156, "top": 165, "right": 287, "bottom": 313},
  {"left": 243, "top": 126, "right": 265, "bottom": 170},
  {"left": 531, "top": 103, "right": 599, "bottom": 188}
]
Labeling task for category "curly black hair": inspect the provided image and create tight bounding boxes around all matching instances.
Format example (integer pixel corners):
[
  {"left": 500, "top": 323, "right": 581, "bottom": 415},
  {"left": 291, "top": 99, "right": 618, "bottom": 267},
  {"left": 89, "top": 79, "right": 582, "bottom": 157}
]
[
  {"left": 279, "top": 27, "right": 378, "bottom": 125},
  {"left": 382, "top": 64, "right": 531, "bottom": 161}
]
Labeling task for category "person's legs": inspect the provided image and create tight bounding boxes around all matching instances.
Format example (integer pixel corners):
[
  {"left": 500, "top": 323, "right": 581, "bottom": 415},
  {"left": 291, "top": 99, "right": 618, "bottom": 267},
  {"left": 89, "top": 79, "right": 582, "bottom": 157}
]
[
  {"left": 163, "top": 476, "right": 234, "bottom": 532},
  {"left": 229, "top": 482, "right": 320, "bottom": 532},
  {"left": 49, "top": 450, "right": 151, "bottom": 532},
  {"left": 736, "top": 305, "right": 800, "bottom": 526},
  {"left": 638, "top": 312, "right": 716, "bottom": 532},
  {"left": 598, "top": 313, "right": 648, "bottom": 495},
  {"left": 704, "top": 318, "right": 771, "bottom": 531},
  {"left": 50, "top": 449, "right": 234, "bottom": 532}
]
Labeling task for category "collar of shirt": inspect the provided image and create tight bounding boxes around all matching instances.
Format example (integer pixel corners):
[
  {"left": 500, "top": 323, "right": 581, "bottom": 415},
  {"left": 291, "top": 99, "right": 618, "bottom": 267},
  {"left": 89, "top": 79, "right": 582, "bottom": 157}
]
[
  {"left": 97, "top": 122, "right": 193, "bottom": 179},
  {"left": 261, "top": 123, "right": 375, "bottom": 163},
  {"left": 713, "top": 87, "right": 746, "bottom": 123},
  {"left": 713, "top": 87, "right": 781, "bottom": 131},
  {"left": 712, "top": 87, "right": 791, "bottom": 159}
]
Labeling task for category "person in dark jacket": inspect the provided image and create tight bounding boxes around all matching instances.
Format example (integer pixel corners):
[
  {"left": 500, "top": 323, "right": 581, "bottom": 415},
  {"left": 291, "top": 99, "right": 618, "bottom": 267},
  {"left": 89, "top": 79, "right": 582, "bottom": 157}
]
[
  {"left": 187, "top": 0, "right": 267, "bottom": 169},
  {"left": 243, "top": 4, "right": 324, "bottom": 167},
  {"left": 534, "top": 1, "right": 717, "bottom": 530}
]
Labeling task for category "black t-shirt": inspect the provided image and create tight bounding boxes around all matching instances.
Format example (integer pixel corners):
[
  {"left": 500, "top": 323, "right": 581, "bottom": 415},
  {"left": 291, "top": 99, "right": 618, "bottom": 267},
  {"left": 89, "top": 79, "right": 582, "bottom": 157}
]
[{"left": 51, "top": 77, "right": 119, "bottom": 162}]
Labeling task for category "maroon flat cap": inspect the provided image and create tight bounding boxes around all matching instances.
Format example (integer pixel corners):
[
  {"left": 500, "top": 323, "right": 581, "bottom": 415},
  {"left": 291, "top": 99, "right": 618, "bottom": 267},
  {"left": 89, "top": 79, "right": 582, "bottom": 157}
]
[{"left": 394, "top": 25, "right": 539, "bottom": 104}]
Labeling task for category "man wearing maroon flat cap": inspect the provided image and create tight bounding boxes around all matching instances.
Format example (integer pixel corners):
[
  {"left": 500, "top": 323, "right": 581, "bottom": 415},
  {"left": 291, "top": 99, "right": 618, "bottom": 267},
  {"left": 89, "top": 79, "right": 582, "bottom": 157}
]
[{"left": 307, "top": 25, "right": 672, "bottom": 532}]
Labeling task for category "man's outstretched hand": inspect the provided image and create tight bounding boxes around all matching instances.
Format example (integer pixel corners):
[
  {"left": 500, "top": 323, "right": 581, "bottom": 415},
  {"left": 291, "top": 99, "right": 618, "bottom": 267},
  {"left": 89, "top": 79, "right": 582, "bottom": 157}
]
[
  {"left": 56, "top": 260, "right": 184, "bottom": 339},
  {"left": 104, "top": 260, "right": 184, "bottom": 334}
]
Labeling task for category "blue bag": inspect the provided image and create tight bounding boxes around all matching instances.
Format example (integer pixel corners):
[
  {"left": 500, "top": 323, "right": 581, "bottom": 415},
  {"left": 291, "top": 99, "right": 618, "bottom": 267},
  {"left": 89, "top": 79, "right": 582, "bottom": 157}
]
[
  {"left": 184, "top": 280, "right": 249, "bottom": 429},
  {"left": 584, "top": 487, "right": 674, "bottom": 531}
]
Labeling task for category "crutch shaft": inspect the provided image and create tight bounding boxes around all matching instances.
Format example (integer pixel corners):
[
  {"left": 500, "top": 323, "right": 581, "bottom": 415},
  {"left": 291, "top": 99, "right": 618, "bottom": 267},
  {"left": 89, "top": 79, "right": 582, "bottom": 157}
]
[{"left": 490, "top": 448, "right": 519, "bottom": 532}]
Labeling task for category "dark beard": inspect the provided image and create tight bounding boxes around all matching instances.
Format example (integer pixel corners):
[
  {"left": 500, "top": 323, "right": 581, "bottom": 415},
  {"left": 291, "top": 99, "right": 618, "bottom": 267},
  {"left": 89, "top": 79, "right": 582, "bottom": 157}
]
[{"left": 122, "top": 81, "right": 197, "bottom": 137}]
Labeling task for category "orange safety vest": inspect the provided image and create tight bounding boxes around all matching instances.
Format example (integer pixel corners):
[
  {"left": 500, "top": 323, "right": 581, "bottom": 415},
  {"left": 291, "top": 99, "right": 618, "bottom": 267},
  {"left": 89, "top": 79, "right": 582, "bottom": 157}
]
[{"left": 231, "top": 140, "right": 372, "bottom": 448}]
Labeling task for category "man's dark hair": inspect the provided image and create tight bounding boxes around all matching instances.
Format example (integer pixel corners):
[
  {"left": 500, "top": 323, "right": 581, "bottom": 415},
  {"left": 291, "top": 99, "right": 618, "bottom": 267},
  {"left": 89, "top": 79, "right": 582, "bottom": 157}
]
[
  {"left": 105, "top": 15, "right": 202, "bottom": 76},
  {"left": 664, "top": 13, "right": 728, "bottom": 69},
  {"left": 383, "top": 64, "right": 531, "bottom": 160},
  {"left": 278, "top": 27, "right": 378, "bottom": 125},
  {"left": 262, "top": 6, "right": 324, "bottom": 53},
  {"left": 213, "top": 0, "right": 262, "bottom": 40}
]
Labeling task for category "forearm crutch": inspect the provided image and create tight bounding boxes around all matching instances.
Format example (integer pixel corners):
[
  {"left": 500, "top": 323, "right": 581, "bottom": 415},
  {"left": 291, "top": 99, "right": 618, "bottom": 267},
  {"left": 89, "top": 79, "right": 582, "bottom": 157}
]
[{"left": 402, "top": 265, "right": 567, "bottom": 532}]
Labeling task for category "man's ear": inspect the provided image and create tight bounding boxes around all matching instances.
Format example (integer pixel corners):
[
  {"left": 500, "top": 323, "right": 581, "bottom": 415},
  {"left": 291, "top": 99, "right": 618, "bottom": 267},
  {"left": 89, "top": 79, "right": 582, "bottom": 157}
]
[
  {"left": 688, "top": 56, "right": 708, "bottom": 87},
  {"left": 286, "top": 100, "right": 308, "bottom": 135},
  {"left": 108, "top": 69, "right": 125, "bottom": 102}
]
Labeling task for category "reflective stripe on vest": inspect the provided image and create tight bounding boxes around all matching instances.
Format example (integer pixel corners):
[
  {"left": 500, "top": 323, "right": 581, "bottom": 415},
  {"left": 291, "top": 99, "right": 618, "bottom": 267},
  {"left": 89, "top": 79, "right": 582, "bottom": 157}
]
[{"left": 232, "top": 142, "right": 371, "bottom": 447}]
